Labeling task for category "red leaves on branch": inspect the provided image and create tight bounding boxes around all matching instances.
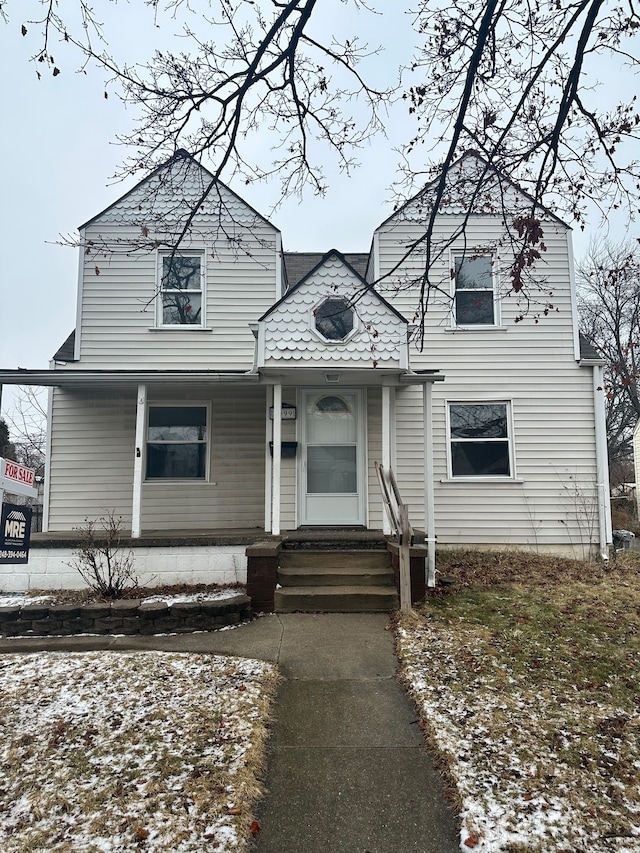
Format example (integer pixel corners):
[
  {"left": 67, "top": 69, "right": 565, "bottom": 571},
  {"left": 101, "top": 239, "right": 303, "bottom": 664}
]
[{"left": 511, "top": 216, "right": 547, "bottom": 292}]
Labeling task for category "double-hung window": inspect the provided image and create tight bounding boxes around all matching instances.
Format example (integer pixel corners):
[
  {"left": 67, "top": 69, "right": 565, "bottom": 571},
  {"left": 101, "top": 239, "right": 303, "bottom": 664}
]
[
  {"left": 453, "top": 252, "right": 497, "bottom": 326},
  {"left": 146, "top": 405, "right": 208, "bottom": 480},
  {"left": 158, "top": 252, "right": 203, "bottom": 326},
  {"left": 448, "top": 402, "right": 513, "bottom": 478}
]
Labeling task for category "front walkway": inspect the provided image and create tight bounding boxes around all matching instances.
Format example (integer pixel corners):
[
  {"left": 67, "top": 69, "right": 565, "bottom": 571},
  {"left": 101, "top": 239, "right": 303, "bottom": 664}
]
[
  {"left": 252, "top": 613, "right": 459, "bottom": 853},
  {"left": 0, "top": 613, "right": 459, "bottom": 852}
]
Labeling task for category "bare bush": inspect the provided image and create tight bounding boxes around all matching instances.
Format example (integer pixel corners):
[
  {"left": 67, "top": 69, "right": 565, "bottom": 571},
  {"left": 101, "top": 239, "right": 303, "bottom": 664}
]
[{"left": 68, "top": 513, "right": 138, "bottom": 599}]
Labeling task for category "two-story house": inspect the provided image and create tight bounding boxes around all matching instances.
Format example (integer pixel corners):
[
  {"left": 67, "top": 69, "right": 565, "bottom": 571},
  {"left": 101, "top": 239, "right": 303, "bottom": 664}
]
[{"left": 0, "top": 150, "right": 611, "bottom": 595}]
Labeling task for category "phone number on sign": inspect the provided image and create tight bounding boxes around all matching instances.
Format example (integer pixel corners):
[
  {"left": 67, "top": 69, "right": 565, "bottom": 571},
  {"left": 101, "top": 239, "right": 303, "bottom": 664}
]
[{"left": 0, "top": 550, "right": 27, "bottom": 559}]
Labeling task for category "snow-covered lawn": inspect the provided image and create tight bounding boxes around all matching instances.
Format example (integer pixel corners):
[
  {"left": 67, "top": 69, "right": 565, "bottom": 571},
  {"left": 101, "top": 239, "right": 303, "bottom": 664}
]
[
  {"left": 396, "top": 552, "right": 640, "bottom": 853},
  {"left": 0, "top": 651, "right": 280, "bottom": 852}
]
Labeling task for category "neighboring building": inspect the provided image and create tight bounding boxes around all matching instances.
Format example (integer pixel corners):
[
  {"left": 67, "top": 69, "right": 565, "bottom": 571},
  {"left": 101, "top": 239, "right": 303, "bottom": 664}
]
[{"left": 0, "top": 150, "right": 612, "bottom": 589}]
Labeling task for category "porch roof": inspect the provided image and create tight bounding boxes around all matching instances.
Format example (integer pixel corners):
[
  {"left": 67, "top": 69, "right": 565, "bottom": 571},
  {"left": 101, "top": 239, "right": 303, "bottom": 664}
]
[
  {"left": 0, "top": 369, "right": 261, "bottom": 388},
  {"left": 0, "top": 367, "right": 443, "bottom": 388}
]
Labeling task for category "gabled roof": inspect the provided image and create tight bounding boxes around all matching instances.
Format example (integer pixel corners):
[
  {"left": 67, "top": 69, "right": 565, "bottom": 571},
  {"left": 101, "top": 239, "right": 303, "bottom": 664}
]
[
  {"left": 579, "top": 333, "right": 604, "bottom": 363},
  {"left": 283, "top": 252, "right": 369, "bottom": 289},
  {"left": 53, "top": 331, "right": 76, "bottom": 363},
  {"left": 260, "top": 249, "right": 407, "bottom": 323},
  {"left": 79, "top": 149, "right": 278, "bottom": 231},
  {"left": 377, "top": 150, "right": 567, "bottom": 230}
]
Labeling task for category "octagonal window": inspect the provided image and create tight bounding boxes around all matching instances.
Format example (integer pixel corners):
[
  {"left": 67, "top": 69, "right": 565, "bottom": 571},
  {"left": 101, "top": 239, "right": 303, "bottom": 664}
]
[{"left": 314, "top": 297, "right": 354, "bottom": 341}]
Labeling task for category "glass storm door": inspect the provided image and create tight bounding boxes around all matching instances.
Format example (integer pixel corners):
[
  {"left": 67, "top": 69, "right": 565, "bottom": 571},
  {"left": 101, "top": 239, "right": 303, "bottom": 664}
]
[{"left": 301, "top": 390, "right": 364, "bottom": 525}]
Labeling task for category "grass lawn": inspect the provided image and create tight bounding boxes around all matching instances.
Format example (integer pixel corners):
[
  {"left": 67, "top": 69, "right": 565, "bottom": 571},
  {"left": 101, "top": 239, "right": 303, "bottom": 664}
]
[
  {"left": 395, "top": 550, "right": 640, "bottom": 853},
  {"left": 0, "top": 651, "right": 280, "bottom": 852}
]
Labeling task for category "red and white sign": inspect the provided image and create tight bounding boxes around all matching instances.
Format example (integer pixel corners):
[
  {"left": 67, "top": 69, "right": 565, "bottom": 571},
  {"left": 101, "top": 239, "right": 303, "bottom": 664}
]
[
  {"left": 0, "top": 458, "right": 39, "bottom": 499},
  {"left": 3, "top": 461, "right": 35, "bottom": 488}
]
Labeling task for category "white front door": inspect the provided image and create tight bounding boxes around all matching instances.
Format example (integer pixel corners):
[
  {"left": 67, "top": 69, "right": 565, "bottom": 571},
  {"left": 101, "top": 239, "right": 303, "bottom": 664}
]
[{"left": 300, "top": 389, "right": 365, "bottom": 526}]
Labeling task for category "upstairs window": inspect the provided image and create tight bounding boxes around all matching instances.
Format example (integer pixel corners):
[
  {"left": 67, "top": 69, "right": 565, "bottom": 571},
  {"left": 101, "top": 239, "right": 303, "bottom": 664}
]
[
  {"left": 449, "top": 402, "right": 512, "bottom": 478},
  {"left": 314, "top": 297, "right": 354, "bottom": 341},
  {"left": 453, "top": 253, "right": 496, "bottom": 326},
  {"left": 146, "top": 405, "right": 208, "bottom": 479},
  {"left": 159, "top": 252, "right": 203, "bottom": 326}
]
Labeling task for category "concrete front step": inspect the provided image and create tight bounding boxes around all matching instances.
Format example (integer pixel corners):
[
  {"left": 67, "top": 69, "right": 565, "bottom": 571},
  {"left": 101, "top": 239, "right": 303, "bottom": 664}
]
[
  {"left": 278, "top": 564, "right": 395, "bottom": 588},
  {"left": 279, "top": 549, "right": 391, "bottom": 569},
  {"left": 274, "top": 585, "right": 400, "bottom": 613}
]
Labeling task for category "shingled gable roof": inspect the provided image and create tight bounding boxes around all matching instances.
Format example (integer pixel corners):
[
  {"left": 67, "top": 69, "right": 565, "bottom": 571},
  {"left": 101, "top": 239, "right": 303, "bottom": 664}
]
[
  {"left": 283, "top": 252, "right": 369, "bottom": 289},
  {"left": 579, "top": 333, "right": 604, "bottom": 363},
  {"left": 260, "top": 249, "right": 407, "bottom": 324},
  {"left": 53, "top": 331, "right": 76, "bottom": 363},
  {"left": 78, "top": 149, "right": 279, "bottom": 232},
  {"left": 377, "top": 150, "right": 567, "bottom": 230}
]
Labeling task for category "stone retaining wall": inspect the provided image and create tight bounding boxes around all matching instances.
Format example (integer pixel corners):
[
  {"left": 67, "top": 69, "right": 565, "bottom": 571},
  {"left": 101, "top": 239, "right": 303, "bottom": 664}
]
[{"left": 0, "top": 594, "right": 252, "bottom": 637}]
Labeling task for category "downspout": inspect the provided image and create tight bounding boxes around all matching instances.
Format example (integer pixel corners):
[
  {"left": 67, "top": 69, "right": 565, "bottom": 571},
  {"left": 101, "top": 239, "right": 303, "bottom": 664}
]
[
  {"left": 423, "top": 382, "right": 436, "bottom": 587},
  {"left": 593, "top": 364, "right": 612, "bottom": 560}
]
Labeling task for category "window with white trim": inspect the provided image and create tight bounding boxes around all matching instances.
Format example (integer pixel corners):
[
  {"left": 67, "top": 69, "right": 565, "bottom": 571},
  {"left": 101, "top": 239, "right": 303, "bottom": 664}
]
[
  {"left": 448, "top": 402, "right": 512, "bottom": 477},
  {"left": 146, "top": 405, "right": 208, "bottom": 479},
  {"left": 453, "top": 252, "right": 496, "bottom": 326},
  {"left": 158, "top": 252, "right": 204, "bottom": 326}
]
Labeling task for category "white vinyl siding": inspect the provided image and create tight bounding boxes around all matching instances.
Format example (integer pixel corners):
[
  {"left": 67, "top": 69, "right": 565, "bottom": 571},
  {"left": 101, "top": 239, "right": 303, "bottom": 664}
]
[
  {"left": 72, "top": 222, "right": 279, "bottom": 370},
  {"left": 366, "top": 387, "right": 384, "bottom": 530},
  {"left": 48, "top": 388, "right": 137, "bottom": 530},
  {"left": 47, "top": 386, "right": 268, "bottom": 532},
  {"left": 374, "top": 216, "right": 601, "bottom": 553}
]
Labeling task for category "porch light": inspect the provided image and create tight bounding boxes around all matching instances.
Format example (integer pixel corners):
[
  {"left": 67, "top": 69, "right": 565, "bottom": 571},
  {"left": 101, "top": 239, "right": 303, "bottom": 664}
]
[{"left": 324, "top": 373, "right": 341, "bottom": 383}]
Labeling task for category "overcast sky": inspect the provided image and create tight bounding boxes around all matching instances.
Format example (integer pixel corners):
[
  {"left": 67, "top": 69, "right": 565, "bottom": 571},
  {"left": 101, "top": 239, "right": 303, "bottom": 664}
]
[{"left": 0, "top": 1, "right": 635, "bottom": 407}]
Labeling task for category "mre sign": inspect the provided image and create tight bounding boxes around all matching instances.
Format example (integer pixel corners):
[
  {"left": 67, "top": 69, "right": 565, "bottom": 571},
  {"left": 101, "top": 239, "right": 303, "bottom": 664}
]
[{"left": 0, "top": 503, "right": 33, "bottom": 565}]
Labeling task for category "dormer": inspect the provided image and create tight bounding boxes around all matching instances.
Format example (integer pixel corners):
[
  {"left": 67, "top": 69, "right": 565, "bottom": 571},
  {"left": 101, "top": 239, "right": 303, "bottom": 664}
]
[{"left": 256, "top": 250, "right": 409, "bottom": 371}]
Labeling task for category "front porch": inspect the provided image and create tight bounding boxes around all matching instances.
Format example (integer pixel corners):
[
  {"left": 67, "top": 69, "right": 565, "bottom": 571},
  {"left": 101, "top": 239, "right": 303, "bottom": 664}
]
[{"left": 20, "top": 527, "right": 430, "bottom": 611}]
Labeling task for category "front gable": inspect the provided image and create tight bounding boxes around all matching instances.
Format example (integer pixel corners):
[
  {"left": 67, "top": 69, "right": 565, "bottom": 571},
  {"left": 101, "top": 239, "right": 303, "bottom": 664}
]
[
  {"left": 257, "top": 250, "right": 408, "bottom": 369},
  {"left": 81, "top": 149, "right": 277, "bottom": 231},
  {"left": 71, "top": 150, "right": 281, "bottom": 371},
  {"left": 378, "top": 151, "right": 568, "bottom": 227}
]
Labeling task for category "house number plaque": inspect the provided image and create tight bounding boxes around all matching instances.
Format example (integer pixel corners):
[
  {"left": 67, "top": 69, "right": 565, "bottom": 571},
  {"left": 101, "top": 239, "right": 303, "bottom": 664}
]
[{"left": 269, "top": 404, "right": 297, "bottom": 420}]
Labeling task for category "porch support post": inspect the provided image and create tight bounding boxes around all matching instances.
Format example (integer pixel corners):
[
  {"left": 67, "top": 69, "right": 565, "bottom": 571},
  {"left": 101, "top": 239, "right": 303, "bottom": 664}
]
[
  {"left": 132, "top": 383, "right": 146, "bottom": 539},
  {"left": 423, "top": 382, "right": 436, "bottom": 587},
  {"left": 264, "top": 389, "right": 272, "bottom": 533},
  {"left": 271, "top": 382, "right": 282, "bottom": 536},
  {"left": 382, "top": 385, "right": 392, "bottom": 535}
]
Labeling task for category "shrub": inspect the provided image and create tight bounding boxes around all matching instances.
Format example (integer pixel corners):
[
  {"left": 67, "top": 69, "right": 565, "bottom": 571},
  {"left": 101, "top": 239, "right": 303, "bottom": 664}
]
[{"left": 68, "top": 513, "right": 138, "bottom": 599}]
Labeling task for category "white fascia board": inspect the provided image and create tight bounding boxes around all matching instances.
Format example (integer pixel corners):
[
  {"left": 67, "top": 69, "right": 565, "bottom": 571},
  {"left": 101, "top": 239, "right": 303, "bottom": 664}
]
[
  {"left": 275, "top": 232, "right": 283, "bottom": 299},
  {"left": 372, "top": 231, "right": 380, "bottom": 283},
  {"left": 257, "top": 323, "right": 266, "bottom": 369},
  {"left": 567, "top": 230, "right": 581, "bottom": 362},
  {"left": 74, "top": 228, "right": 85, "bottom": 361}
]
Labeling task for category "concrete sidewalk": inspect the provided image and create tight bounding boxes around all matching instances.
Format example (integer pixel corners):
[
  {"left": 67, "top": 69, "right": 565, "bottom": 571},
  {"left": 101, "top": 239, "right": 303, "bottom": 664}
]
[{"left": 0, "top": 614, "right": 459, "bottom": 853}]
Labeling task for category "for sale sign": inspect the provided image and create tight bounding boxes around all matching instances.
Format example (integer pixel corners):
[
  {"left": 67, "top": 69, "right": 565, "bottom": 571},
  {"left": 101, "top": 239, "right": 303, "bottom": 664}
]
[
  {"left": 0, "top": 503, "right": 33, "bottom": 564},
  {"left": 0, "top": 458, "right": 38, "bottom": 499}
]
